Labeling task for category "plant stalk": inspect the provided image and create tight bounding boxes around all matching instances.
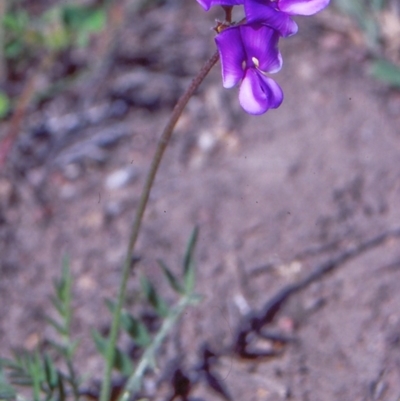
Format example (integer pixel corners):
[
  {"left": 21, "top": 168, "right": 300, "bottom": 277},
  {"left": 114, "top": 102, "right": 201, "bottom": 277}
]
[
  {"left": 119, "top": 296, "right": 192, "bottom": 401},
  {"left": 99, "top": 50, "right": 219, "bottom": 401}
]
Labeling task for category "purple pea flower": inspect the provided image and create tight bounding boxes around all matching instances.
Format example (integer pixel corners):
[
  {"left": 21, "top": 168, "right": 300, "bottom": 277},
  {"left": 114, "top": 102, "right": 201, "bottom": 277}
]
[
  {"left": 245, "top": 0, "right": 330, "bottom": 36},
  {"left": 277, "top": 0, "right": 330, "bottom": 15},
  {"left": 196, "top": 0, "right": 243, "bottom": 11},
  {"left": 215, "top": 24, "right": 283, "bottom": 115}
]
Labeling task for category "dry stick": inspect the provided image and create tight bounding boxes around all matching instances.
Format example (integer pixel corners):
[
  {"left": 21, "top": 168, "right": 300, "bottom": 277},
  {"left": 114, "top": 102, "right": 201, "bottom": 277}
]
[
  {"left": 82, "top": 0, "right": 124, "bottom": 102},
  {"left": 235, "top": 227, "right": 400, "bottom": 357},
  {"left": 0, "top": 53, "right": 54, "bottom": 167},
  {"left": 100, "top": 50, "right": 220, "bottom": 401}
]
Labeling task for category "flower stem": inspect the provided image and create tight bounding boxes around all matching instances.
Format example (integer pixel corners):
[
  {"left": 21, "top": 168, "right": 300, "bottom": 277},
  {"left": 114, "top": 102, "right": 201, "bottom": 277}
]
[
  {"left": 118, "top": 295, "right": 193, "bottom": 401},
  {"left": 99, "top": 50, "right": 219, "bottom": 401}
]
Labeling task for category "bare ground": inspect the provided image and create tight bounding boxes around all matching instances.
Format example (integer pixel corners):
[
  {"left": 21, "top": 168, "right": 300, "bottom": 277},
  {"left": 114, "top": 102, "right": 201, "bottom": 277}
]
[{"left": 2, "top": 1, "right": 400, "bottom": 400}]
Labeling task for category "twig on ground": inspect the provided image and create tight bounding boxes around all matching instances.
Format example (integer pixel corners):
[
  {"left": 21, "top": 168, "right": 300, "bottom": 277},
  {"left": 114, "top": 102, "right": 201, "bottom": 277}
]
[
  {"left": 0, "top": 53, "right": 55, "bottom": 167},
  {"left": 235, "top": 227, "right": 400, "bottom": 358}
]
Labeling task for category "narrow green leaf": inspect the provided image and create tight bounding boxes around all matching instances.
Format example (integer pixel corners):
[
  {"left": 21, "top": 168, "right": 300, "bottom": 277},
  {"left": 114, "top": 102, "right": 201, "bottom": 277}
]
[
  {"left": 0, "top": 371, "right": 16, "bottom": 400},
  {"left": 43, "top": 354, "right": 58, "bottom": 390},
  {"left": 57, "top": 372, "right": 66, "bottom": 401},
  {"left": 56, "top": 257, "right": 72, "bottom": 304},
  {"left": 370, "top": 0, "right": 385, "bottom": 11},
  {"left": 105, "top": 299, "right": 151, "bottom": 346},
  {"left": 91, "top": 330, "right": 133, "bottom": 374},
  {"left": 0, "top": 384, "right": 16, "bottom": 400},
  {"left": 104, "top": 298, "right": 117, "bottom": 314},
  {"left": 120, "top": 314, "right": 151, "bottom": 347},
  {"left": 0, "top": 358, "right": 18, "bottom": 369},
  {"left": 47, "top": 340, "right": 68, "bottom": 358},
  {"left": 91, "top": 329, "right": 107, "bottom": 356},
  {"left": 80, "top": 9, "right": 106, "bottom": 32},
  {"left": 9, "top": 379, "right": 33, "bottom": 387},
  {"left": 2, "top": 14, "right": 20, "bottom": 31},
  {"left": 0, "top": 92, "right": 10, "bottom": 119},
  {"left": 50, "top": 295, "right": 65, "bottom": 316},
  {"left": 7, "top": 370, "right": 30, "bottom": 382},
  {"left": 140, "top": 276, "right": 169, "bottom": 317},
  {"left": 67, "top": 339, "right": 80, "bottom": 358},
  {"left": 29, "top": 352, "right": 44, "bottom": 401},
  {"left": 46, "top": 316, "right": 67, "bottom": 335},
  {"left": 5, "top": 41, "right": 24, "bottom": 58},
  {"left": 8, "top": 365, "right": 29, "bottom": 376},
  {"left": 370, "top": 59, "right": 400, "bottom": 87},
  {"left": 113, "top": 349, "right": 133, "bottom": 376},
  {"left": 158, "top": 259, "right": 184, "bottom": 294},
  {"left": 182, "top": 227, "right": 198, "bottom": 294}
]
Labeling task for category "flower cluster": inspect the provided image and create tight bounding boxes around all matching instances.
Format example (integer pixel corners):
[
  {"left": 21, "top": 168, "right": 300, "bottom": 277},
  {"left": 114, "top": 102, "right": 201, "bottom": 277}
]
[{"left": 197, "top": 0, "right": 330, "bottom": 114}]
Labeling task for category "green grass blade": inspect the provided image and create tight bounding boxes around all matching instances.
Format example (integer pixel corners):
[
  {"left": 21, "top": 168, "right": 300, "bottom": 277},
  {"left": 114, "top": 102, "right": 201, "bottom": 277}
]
[
  {"left": 43, "top": 354, "right": 58, "bottom": 390},
  {"left": 120, "top": 314, "right": 151, "bottom": 347},
  {"left": 370, "top": 59, "right": 400, "bottom": 87},
  {"left": 158, "top": 259, "right": 184, "bottom": 294},
  {"left": 91, "top": 330, "right": 133, "bottom": 374},
  {"left": 182, "top": 227, "right": 198, "bottom": 294},
  {"left": 140, "top": 276, "right": 169, "bottom": 317}
]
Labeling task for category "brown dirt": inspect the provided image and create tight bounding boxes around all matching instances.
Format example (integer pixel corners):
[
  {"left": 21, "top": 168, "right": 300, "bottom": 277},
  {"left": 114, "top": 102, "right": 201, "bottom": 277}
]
[{"left": 2, "top": 1, "right": 400, "bottom": 400}]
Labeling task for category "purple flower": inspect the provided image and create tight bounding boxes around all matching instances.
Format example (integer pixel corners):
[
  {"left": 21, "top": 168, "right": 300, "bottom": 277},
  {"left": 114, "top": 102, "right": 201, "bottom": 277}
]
[
  {"left": 277, "top": 0, "right": 330, "bottom": 15},
  {"left": 245, "top": 0, "right": 330, "bottom": 36},
  {"left": 215, "top": 24, "right": 283, "bottom": 115},
  {"left": 196, "top": 0, "right": 243, "bottom": 11}
]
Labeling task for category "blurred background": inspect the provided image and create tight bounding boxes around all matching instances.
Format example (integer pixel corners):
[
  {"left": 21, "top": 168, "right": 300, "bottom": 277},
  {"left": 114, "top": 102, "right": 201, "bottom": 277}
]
[{"left": 2, "top": 0, "right": 400, "bottom": 400}]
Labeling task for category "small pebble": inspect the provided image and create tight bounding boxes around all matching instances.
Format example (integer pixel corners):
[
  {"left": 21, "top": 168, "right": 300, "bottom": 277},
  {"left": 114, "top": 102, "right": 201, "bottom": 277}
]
[
  {"left": 79, "top": 211, "right": 104, "bottom": 230},
  {"left": 198, "top": 130, "right": 217, "bottom": 152},
  {"left": 63, "top": 163, "right": 81, "bottom": 180},
  {"left": 0, "top": 178, "right": 12, "bottom": 202},
  {"left": 59, "top": 183, "right": 77, "bottom": 200},
  {"left": 105, "top": 167, "right": 137, "bottom": 190},
  {"left": 104, "top": 200, "right": 124, "bottom": 219}
]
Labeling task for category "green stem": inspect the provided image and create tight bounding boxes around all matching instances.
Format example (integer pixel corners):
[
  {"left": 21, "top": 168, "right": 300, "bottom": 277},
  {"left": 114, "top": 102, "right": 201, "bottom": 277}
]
[
  {"left": 66, "top": 358, "right": 80, "bottom": 401},
  {"left": 119, "top": 296, "right": 192, "bottom": 401},
  {"left": 99, "top": 50, "right": 219, "bottom": 401},
  {"left": 0, "top": 1, "right": 6, "bottom": 83}
]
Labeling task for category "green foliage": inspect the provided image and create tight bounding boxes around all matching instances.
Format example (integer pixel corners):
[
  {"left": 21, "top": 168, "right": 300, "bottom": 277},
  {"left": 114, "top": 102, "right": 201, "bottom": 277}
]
[
  {"left": 0, "top": 258, "right": 79, "bottom": 401},
  {"left": 158, "top": 259, "right": 185, "bottom": 294},
  {"left": 158, "top": 226, "right": 199, "bottom": 296},
  {"left": 182, "top": 226, "right": 198, "bottom": 294},
  {"left": 140, "top": 275, "right": 170, "bottom": 317},
  {"left": 2, "top": 9, "right": 30, "bottom": 58},
  {"left": 333, "top": 0, "right": 383, "bottom": 47},
  {"left": 121, "top": 313, "right": 152, "bottom": 347},
  {"left": 0, "top": 370, "right": 16, "bottom": 400},
  {"left": 91, "top": 330, "right": 133, "bottom": 376},
  {"left": 0, "top": 228, "right": 201, "bottom": 401},
  {"left": 62, "top": 5, "right": 106, "bottom": 48},
  {"left": 0, "top": 351, "right": 66, "bottom": 401},
  {"left": 118, "top": 228, "right": 201, "bottom": 401},
  {"left": 333, "top": 0, "right": 400, "bottom": 89},
  {"left": 0, "top": 92, "right": 10, "bottom": 119},
  {"left": 2, "top": 2, "right": 107, "bottom": 58},
  {"left": 370, "top": 59, "right": 400, "bottom": 87},
  {"left": 48, "top": 257, "right": 77, "bottom": 359},
  {"left": 105, "top": 299, "right": 151, "bottom": 347}
]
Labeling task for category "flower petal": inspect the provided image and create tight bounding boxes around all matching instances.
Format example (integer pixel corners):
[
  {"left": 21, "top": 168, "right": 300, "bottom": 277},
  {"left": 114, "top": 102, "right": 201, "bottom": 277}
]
[
  {"left": 239, "top": 68, "right": 283, "bottom": 115},
  {"left": 215, "top": 27, "right": 246, "bottom": 88},
  {"left": 239, "top": 24, "right": 283, "bottom": 73},
  {"left": 196, "top": 0, "right": 243, "bottom": 11},
  {"left": 244, "top": 0, "right": 298, "bottom": 37},
  {"left": 278, "top": 0, "right": 330, "bottom": 15}
]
